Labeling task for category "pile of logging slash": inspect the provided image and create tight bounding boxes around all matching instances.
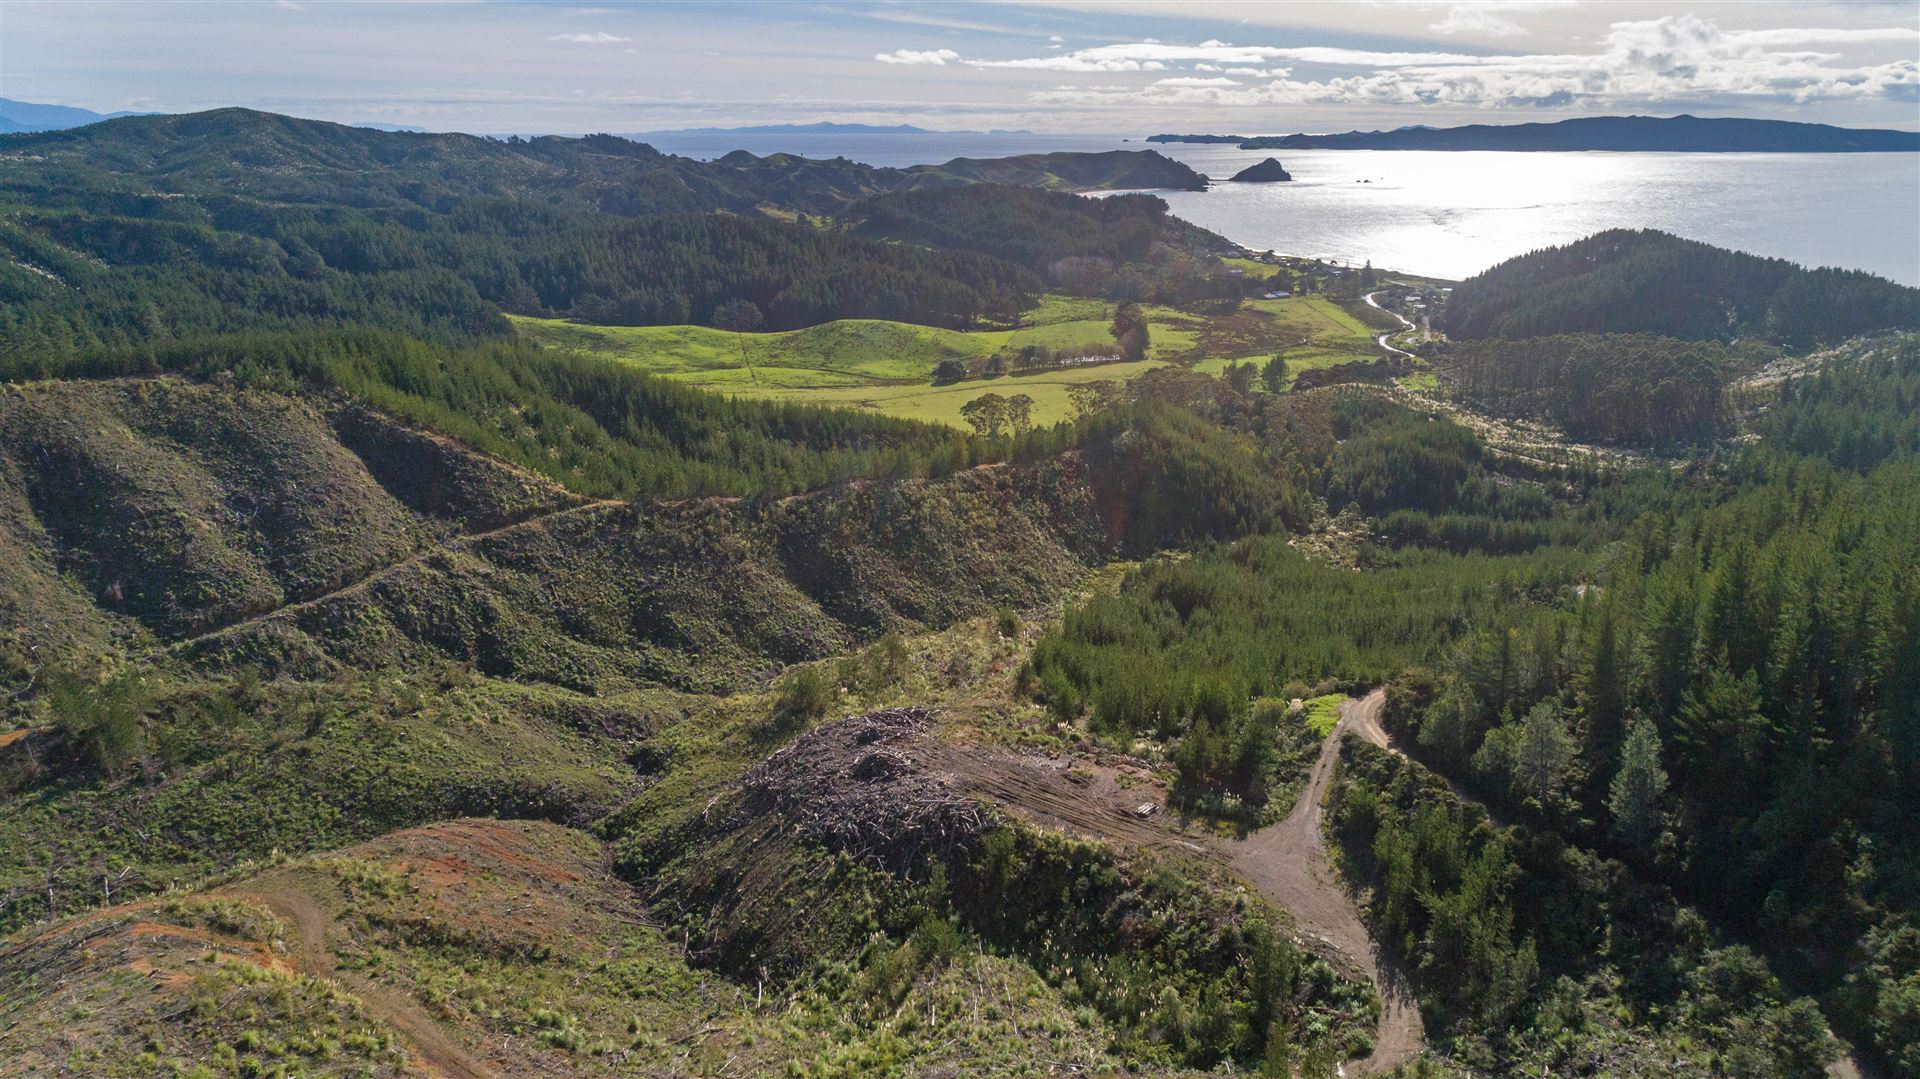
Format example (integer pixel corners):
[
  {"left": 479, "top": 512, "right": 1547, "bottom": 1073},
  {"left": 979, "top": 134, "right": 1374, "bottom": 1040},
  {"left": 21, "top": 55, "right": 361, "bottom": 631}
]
[{"left": 738, "top": 707, "right": 995, "bottom": 872}]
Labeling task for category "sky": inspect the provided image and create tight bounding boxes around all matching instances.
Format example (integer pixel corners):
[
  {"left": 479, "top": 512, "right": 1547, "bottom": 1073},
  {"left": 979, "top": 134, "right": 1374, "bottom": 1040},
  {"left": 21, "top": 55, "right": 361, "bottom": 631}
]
[{"left": 3, "top": 1, "right": 1917, "bottom": 134}]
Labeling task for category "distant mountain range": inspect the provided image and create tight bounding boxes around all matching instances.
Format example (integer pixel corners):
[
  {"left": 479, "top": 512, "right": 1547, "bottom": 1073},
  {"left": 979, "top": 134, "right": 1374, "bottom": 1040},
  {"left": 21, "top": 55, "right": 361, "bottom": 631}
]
[
  {"left": 1149, "top": 115, "right": 1920, "bottom": 153},
  {"left": 633, "top": 121, "right": 1038, "bottom": 137},
  {"left": 0, "top": 104, "right": 1042, "bottom": 140},
  {"left": 0, "top": 97, "right": 149, "bottom": 133}
]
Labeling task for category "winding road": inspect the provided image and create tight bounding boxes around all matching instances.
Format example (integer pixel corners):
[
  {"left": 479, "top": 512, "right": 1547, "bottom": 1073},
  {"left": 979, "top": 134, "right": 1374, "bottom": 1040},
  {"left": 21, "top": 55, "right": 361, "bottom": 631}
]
[{"left": 1363, "top": 291, "right": 1419, "bottom": 359}]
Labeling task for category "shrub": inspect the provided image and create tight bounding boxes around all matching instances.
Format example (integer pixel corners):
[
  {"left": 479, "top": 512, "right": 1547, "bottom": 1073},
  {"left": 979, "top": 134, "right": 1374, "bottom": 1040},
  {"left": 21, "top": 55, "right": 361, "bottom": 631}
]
[
  {"left": 771, "top": 667, "right": 834, "bottom": 733},
  {"left": 44, "top": 669, "right": 150, "bottom": 777}
]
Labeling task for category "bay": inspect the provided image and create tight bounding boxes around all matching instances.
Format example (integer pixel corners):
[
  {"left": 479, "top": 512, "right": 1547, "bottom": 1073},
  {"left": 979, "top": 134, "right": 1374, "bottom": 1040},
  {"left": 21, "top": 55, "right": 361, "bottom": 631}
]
[{"left": 635, "top": 131, "right": 1920, "bottom": 285}]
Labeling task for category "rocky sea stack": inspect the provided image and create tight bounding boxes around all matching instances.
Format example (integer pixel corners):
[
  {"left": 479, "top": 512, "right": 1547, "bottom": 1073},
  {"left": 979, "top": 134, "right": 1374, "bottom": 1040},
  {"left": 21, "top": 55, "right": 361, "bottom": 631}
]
[{"left": 1229, "top": 157, "right": 1293, "bottom": 182}]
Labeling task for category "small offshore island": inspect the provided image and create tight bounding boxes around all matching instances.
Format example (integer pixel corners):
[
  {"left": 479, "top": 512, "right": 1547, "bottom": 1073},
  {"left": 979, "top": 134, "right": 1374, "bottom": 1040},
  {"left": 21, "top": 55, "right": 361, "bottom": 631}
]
[{"left": 1229, "top": 157, "right": 1293, "bottom": 182}]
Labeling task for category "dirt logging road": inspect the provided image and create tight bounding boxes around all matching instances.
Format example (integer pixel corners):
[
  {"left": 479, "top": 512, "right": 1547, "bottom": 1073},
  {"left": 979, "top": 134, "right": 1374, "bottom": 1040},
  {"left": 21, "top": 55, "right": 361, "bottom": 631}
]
[
  {"left": 1222, "top": 689, "right": 1424, "bottom": 1074},
  {"left": 934, "top": 688, "right": 1425, "bottom": 1074},
  {"left": 240, "top": 879, "right": 495, "bottom": 1079}
]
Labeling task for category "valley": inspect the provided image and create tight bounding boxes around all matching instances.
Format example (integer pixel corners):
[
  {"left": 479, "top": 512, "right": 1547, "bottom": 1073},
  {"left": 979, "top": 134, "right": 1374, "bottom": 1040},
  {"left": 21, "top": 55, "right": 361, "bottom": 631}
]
[{"left": 0, "top": 102, "right": 1917, "bottom": 1079}]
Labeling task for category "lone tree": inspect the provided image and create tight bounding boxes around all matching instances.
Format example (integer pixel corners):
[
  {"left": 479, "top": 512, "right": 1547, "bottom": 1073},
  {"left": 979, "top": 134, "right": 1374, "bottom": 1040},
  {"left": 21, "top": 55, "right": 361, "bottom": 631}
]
[
  {"left": 1512, "top": 699, "right": 1581, "bottom": 823},
  {"left": 1608, "top": 718, "right": 1670, "bottom": 849},
  {"left": 713, "top": 299, "right": 764, "bottom": 385},
  {"left": 1262, "top": 354, "right": 1289, "bottom": 394},
  {"left": 1110, "top": 302, "right": 1150, "bottom": 361},
  {"left": 1224, "top": 361, "right": 1256, "bottom": 396},
  {"left": 1005, "top": 393, "right": 1034, "bottom": 434},
  {"left": 959, "top": 392, "right": 1010, "bottom": 438}
]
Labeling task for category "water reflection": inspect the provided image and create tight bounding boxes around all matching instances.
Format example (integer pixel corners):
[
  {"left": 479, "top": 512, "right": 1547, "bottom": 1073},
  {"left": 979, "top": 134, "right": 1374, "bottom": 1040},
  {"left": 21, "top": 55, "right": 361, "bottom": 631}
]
[{"left": 1139, "top": 146, "right": 1920, "bottom": 284}]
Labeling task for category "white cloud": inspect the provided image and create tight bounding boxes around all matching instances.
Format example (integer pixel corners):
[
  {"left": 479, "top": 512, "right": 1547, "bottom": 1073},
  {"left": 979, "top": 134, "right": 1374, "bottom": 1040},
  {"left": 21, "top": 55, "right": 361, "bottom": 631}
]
[
  {"left": 1153, "top": 76, "right": 1241, "bottom": 87},
  {"left": 874, "top": 48, "right": 961, "bottom": 66},
  {"left": 883, "top": 15, "right": 1920, "bottom": 110},
  {"left": 1431, "top": 7, "right": 1529, "bottom": 39},
  {"left": 1418, "top": 1, "right": 1582, "bottom": 39},
  {"left": 1729, "top": 27, "right": 1920, "bottom": 48},
  {"left": 274, "top": 0, "right": 305, "bottom": 10},
  {"left": 955, "top": 41, "right": 1501, "bottom": 72},
  {"left": 548, "top": 31, "right": 630, "bottom": 44}
]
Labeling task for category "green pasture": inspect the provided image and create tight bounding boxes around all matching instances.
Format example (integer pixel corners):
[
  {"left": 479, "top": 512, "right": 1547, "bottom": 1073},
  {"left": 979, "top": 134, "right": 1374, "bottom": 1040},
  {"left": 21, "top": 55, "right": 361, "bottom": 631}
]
[{"left": 511, "top": 293, "right": 1384, "bottom": 429}]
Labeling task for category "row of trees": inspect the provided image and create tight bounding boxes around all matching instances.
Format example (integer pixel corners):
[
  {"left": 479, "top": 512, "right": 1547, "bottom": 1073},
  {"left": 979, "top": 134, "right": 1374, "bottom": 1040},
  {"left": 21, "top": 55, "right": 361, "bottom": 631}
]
[
  {"left": 957, "top": 392, "right": 1035, "bottom": 439},
  {"left": 1216, "top": 356, "right": 1290, "bottom": 396}
]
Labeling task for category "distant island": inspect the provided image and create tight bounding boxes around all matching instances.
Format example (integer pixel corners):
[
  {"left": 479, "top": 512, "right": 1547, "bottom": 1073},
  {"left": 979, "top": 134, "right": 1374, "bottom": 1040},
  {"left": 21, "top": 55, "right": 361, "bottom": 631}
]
[
  {"left": 0, "top": 97, "right": 149, "bottom": 134},
  {"left": 633, "top": 121, "right": 1037, "bottom": 137},
  {"left": 1228, "top": 157, "right": 1292, "bottom": 182},
  {"left": 1145, "top": 133, "right": 1246, "bottom": 144},
  {"left": 1150, "top": 115, "right": 1920, "bottom": 153},
  {"left": 699, "top": 146, "right": 1207, "bottom": 192}
]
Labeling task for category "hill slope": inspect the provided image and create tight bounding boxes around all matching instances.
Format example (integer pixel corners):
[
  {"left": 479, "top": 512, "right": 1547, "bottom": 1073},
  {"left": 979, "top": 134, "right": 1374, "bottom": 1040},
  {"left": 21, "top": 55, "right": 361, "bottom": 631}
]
[
  {"left": 1440, "top": 229, "right": 1920, "bottom": 345},
  {"left": 0, "top": 109, "right": 1224, "bottom": 352},
  {"left": 1, "top": 108, "right": 1204, "bottom": 217}
]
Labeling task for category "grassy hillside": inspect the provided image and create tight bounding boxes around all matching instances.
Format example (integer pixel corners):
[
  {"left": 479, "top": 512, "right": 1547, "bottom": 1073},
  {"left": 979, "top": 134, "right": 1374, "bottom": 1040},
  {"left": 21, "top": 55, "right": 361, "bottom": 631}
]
[
  {"left": 728, "top": 360, "right": 1170, "bottom": 428},
  {"left": 0, "top": 376, "right": 1365, "bottom": 1073},
  {"left": 0, "top": 376, "right": 576, "bottom": 654},
  {"left": 0, "top": 365, "right": 1328, "bottom": 701},
  {"left": 5, "top": 817, "right": 1157, "bottom": 1076}
]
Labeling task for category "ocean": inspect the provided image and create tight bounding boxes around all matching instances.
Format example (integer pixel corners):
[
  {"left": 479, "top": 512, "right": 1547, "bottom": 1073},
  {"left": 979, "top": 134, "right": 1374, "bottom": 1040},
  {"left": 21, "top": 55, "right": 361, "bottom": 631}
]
[{"left": 634, "top": 131, "right": 1920, "bottom": 286}]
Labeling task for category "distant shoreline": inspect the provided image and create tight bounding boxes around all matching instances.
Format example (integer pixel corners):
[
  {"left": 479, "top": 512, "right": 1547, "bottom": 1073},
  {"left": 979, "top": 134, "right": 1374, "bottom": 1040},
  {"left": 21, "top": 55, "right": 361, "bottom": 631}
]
[{"left": 1148, "top": 115, "right": 1920, "bottom": 154}]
